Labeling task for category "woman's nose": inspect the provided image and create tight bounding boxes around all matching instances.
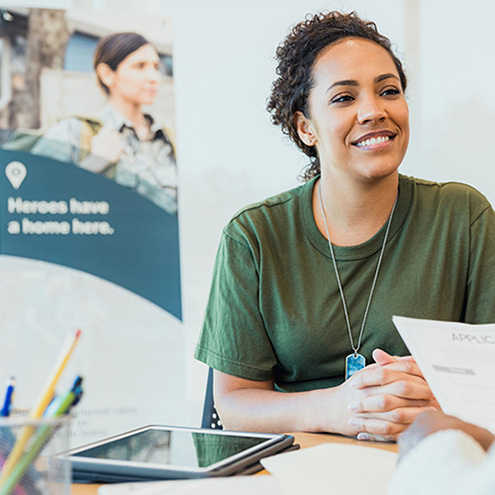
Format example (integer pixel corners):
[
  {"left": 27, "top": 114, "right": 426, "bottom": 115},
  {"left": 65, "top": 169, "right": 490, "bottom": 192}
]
[
  {"left": 357, "top": 96, "right": 386, "bottom": 124},
  {"left": 147, "top": 67, "right": 160, "bottom": 82}
]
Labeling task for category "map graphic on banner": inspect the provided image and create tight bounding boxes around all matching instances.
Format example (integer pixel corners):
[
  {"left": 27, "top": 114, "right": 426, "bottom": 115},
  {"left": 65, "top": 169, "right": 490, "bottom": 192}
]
[{"left": 0, "top": 8, "right": 185, "bottom": 447}]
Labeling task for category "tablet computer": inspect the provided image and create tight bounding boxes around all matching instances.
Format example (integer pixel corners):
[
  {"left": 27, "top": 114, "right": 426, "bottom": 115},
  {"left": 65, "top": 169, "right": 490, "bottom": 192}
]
[{"left": 63, "top": 425, "right": 296, "bottom": 483}]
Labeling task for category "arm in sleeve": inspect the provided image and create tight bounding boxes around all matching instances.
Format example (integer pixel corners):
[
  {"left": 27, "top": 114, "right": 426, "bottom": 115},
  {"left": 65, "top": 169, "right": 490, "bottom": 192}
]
[
  {"left": 388, "top": 429, "right": 493, "bottom": 495},
  {"left": 195, "top": 231, "right": 278, "bottom": 381},
  {"left": 465, "top": 204, "right": 495, "bottom": 323}
]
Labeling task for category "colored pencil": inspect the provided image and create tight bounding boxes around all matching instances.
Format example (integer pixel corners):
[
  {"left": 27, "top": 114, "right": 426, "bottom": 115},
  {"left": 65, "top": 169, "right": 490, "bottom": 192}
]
[{"left": 0, "top": 330, "right": 82, "bottom": 486}]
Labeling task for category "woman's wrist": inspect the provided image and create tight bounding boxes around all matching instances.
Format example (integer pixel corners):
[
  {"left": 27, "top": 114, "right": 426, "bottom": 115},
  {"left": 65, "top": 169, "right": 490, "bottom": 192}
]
[{"left": 306, "top": 385, "right": 352, "bottom": 435}]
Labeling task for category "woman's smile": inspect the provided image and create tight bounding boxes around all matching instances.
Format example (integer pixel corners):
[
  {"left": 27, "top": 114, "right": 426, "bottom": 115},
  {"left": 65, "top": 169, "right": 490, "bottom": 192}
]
[{"left": 352, "top": 130, "right": 396, "bottom": 151}]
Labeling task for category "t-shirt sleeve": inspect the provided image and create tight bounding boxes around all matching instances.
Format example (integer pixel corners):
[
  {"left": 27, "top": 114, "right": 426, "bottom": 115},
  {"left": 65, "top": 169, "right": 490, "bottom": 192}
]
[
  {"left": 194, "top": 229, "right": 278, "bottom": 381},
  {"left": 465, "top": 203, "right": 495, "bottom": 323}
]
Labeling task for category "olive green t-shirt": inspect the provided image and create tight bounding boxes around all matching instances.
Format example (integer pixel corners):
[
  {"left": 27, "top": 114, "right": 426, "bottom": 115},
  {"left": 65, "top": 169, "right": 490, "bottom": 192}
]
[{"left": 195, "top": 175, "right": 495, "bottom": 392}]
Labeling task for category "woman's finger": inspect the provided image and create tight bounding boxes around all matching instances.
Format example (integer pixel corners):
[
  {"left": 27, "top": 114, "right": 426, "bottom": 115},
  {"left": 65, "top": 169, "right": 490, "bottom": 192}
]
[
  {"left": 357, "top": 432, "right": 394, "bottom": 442},
  {"left": 373, "top": 348, "right": 416, "bottom": 366},
  {"left": 348, "top": 416, "right": 405, "bottom": 439},
  {"left": 348, "top": 395, "right": 433, "bottom": 414},
  {"left": 372, "top": 348, "right": 396, "bottom": 366},
  {"left": 348, "top": 407, "right": 437, "bottom": 439},
  {"left": 355, "top": 405, "right": 438, "bottom": 425},
  {"left": 379, "top": 358, "right": 424, "bottom": 376},
  {"left": 351, "top": 365, "right": 427, "bottom": 390},
  {"left": 373, "top": 379, "right": 435, "bottom": 401}
]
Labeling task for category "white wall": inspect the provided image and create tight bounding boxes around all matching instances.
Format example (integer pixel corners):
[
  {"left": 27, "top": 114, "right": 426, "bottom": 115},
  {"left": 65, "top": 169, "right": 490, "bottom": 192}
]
[
  {"left": 413, "top": 0, "right": 495, "bottom": 205},
  {"left": 7, "top": 0, "right": 495, "bottom": 424}
]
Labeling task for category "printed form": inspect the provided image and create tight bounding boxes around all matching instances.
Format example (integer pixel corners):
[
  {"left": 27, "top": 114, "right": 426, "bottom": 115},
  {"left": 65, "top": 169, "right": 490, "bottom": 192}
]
[{"left": 393, "top": 316, "right": 495, "bottom": 433}]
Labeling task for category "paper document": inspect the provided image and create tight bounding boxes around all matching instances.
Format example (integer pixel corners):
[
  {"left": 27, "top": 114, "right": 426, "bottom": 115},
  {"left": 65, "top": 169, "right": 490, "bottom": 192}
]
[
  {"left": 262, "top": 443, "right": 397, "bottom": 495},
  {"left": 98, "top": 476, "right": 283, "bottom": 495},
  {"left": 393, "top": 316, "right": 495, "bottom": 432}
]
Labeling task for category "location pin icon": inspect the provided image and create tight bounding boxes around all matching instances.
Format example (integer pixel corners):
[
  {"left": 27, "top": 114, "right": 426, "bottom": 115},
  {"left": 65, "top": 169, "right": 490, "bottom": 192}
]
[{"left": 5, "top": 161, "right": 27, "bottom": 190}]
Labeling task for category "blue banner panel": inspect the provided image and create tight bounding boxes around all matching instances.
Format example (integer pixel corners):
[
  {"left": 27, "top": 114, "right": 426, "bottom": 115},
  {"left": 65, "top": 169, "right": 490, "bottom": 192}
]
[{"left": 0, "top": 150, "right": 182, "bottom": 320}]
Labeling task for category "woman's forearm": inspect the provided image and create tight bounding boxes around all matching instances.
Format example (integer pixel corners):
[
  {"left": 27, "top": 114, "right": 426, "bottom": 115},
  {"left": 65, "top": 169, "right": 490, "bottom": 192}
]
[
  {"left": 213, "top": 371, "right": 351, "bottom": 434},
  {"left": 215, "top": 386, "right": 343, "bottom": 433}
]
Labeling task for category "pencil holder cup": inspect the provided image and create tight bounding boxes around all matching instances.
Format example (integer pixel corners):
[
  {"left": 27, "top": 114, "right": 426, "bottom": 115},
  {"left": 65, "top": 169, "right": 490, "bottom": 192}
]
[{"left": 0, "top": 415, "right": 71, "bottom": 495}]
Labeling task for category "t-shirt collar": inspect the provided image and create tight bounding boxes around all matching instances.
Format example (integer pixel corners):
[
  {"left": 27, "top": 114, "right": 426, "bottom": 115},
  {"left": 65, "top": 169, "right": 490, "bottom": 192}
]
[{"left": 303, "top": 174, "right": 412, "bottom": 261}]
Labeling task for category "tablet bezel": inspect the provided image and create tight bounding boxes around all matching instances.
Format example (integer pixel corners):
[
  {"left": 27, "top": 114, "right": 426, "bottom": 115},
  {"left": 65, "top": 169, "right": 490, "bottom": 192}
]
[{"left": 63, "top": 424, "right": 295, "bottom": 482}]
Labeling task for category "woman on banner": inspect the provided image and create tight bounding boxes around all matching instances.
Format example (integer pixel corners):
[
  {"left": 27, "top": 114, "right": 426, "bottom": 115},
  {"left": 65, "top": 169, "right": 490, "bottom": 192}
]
[
  {"left": 32, "top": 32, "right": 177, "bottom": 215},
  {"left": 195, "top": 11, "right": 495, "bottom": 440}
]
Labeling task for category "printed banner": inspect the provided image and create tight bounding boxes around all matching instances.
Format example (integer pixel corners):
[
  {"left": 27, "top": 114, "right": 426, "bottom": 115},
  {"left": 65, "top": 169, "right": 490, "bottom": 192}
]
[{"left": 0, "top": 8, "right": 184, "bottom": 446}]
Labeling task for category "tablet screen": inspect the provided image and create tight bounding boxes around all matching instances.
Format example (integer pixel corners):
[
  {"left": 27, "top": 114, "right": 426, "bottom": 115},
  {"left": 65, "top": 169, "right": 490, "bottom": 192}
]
[{"left": 72, "top": 428, "right": 272, "bottom": 468}]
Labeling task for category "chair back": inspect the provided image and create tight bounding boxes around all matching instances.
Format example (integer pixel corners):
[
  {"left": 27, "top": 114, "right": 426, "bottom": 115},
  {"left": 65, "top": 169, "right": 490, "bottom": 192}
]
[{"left": 201, "top": 367, "right": 223, "bottom": 429}]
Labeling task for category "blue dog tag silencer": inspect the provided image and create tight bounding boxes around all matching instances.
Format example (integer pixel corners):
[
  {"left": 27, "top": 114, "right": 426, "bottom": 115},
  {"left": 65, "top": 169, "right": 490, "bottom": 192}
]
[{"left": 345, "top": 353, "right": 366, "bottom": 380}]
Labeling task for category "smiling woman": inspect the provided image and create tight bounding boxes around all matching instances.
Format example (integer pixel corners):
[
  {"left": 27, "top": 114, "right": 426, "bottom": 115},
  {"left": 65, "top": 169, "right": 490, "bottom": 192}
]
[{"left": 194, "top": 11, "right": 495, "bottom": 441}]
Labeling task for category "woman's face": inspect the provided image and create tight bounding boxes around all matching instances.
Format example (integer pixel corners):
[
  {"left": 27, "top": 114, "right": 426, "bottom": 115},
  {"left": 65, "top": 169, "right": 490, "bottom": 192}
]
[
  {"left": 297, "top": 37, "right": 409, "bottom": 184},
  {"left": 106, "top": 44, "right": 161, "bottom": 107}
]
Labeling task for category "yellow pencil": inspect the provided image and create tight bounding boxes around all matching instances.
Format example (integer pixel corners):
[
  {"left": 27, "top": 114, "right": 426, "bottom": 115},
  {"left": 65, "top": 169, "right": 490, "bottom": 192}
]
[{"left": 0, "top": 329, "right": 82, "bottom": 487}]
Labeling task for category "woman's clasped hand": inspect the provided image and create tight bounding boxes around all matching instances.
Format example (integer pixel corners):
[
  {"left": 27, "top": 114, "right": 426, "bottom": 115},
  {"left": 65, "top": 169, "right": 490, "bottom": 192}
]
[{"left": 340, "top": 350, "right": 439, "bottom": 441}]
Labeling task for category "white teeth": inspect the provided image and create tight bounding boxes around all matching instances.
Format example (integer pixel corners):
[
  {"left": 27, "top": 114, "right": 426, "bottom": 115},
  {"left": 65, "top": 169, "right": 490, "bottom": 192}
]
[{"left": 356, "top": 135, "right": 390, "bottom": 147}]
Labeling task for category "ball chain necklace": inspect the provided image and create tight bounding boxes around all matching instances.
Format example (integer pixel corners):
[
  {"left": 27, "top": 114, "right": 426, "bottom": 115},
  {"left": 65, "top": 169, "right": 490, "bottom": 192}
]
[{"left": 317, "top": 181, "right": 398, "bottom": 380}]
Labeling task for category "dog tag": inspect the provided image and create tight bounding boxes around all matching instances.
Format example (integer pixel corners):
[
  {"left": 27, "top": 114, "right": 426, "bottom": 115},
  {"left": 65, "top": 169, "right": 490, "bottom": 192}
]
[{"left": 345, "top": 353, "right": 366, "bottom": 380}]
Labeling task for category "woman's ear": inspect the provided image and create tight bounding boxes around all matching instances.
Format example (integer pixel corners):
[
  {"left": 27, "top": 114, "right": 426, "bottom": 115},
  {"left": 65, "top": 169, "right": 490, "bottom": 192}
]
[
  {"left": 293, "top": 111, "right": 317, "bottom": 146},
  {"left": 95, "top": 63, "right": 115, "bottom": 90}
]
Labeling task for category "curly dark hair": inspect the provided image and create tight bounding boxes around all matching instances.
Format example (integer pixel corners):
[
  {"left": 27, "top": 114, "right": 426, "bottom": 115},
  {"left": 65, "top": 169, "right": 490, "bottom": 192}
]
[{"left": 266, "top": 11, "right": 407, "bottom": 181}]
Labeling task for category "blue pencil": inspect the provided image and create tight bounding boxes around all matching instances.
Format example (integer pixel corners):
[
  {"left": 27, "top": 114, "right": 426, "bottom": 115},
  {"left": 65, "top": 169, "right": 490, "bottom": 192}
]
[{"left": 0, "top": 379, "right": 15, "bottom": 418}]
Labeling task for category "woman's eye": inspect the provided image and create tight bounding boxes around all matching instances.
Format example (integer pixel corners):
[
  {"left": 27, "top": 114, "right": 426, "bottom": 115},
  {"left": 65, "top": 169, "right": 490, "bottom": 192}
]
[
  {"left": 381, "top": 87, "right": 401, "bottom": 97},
  {"left": 331, "top": 94, "right": 354, "bottom": 104}
]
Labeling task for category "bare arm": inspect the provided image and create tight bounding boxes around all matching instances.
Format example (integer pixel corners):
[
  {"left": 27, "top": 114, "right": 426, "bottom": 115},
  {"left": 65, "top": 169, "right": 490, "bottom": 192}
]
[
  {"left": 214, "top": 371, "right": 342, "bottom": 433},
  {"left": 214, "top": 357, "right": 439, "bottom": 440}
]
